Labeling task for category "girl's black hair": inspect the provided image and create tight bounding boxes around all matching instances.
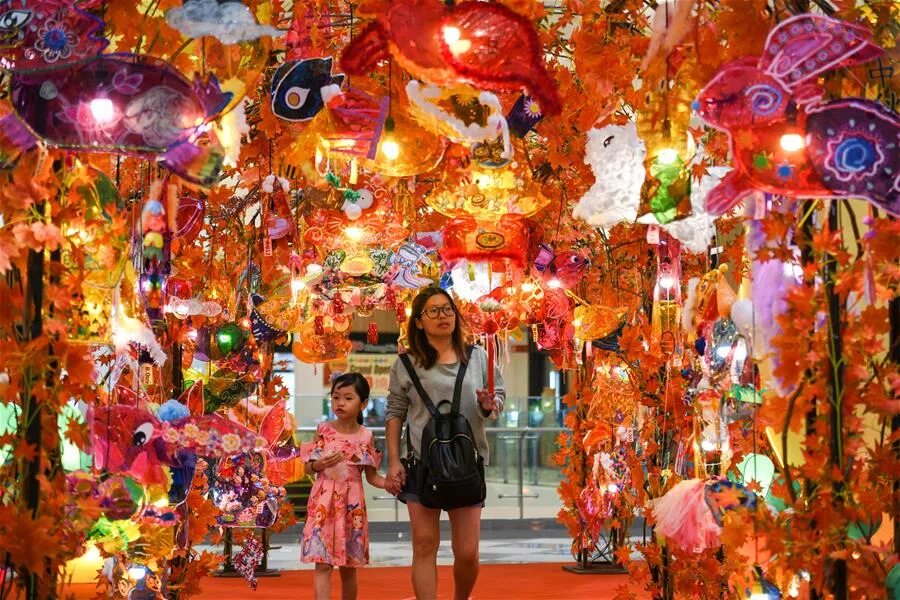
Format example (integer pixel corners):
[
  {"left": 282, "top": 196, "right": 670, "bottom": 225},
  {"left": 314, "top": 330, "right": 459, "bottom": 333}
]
[{"left": 331, "top": 372, "right": 370, "bottom": 425}]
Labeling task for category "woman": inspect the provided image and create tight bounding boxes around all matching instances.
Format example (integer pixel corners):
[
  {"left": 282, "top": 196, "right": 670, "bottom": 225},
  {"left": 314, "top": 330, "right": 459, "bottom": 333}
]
[{"left": 385, "top": 287, "right": 504, "bottom": 600}]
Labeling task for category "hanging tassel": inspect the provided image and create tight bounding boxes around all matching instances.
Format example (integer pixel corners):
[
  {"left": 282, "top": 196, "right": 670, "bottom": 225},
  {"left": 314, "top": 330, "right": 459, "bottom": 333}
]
[
  {"left": 486, "top": 334, "right": 495, "bottom": 397},
  {"left": 367, "top": 322, "right": 378, "bottom": 345},
  {"left": 332, "top": 293, "right": 345, "bottom": 315}
]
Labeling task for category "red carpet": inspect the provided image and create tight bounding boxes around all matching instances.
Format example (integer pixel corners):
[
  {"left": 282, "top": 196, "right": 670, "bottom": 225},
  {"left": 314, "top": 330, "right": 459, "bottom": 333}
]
[
  {"left": 197, "top": 563, "right": 643, "bottom": 599},
  {"left": 66, "top": 563, "right": 646, "bottom": 599}
]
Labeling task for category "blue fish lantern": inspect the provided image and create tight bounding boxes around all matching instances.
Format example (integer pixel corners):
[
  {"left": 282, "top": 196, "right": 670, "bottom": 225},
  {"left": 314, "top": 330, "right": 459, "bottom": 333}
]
[{"left": 270, "top": 57, "right": 345, "bottom": 122}]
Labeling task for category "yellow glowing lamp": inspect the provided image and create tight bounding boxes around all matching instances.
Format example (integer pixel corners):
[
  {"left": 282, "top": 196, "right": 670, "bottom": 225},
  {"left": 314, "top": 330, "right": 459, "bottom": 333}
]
[
  {"left": 65, "top": 544, "right": 104, "bottom": 584},
  {"left": 363, "top": 112, "right": 444, "bottom": 177}
]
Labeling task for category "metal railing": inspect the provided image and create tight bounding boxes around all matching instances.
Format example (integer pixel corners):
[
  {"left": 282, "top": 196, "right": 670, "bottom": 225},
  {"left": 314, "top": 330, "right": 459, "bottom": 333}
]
[{"left": 295, "top": 424, "right": 567, "bottom": 521}]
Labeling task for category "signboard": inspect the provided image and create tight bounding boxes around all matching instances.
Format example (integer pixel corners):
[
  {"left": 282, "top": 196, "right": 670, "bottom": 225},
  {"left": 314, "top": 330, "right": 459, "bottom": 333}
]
[{"left": 324, "top": 353, "right": 396, "bottom": 397}]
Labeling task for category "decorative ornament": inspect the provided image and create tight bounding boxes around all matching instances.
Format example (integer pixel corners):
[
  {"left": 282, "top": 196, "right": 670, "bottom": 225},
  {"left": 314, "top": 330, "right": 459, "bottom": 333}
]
[
  {"left": 406, "top": 80, "right": 510, "bottom": 156},
  {"left": 340, "top": 0, "right": 560, "bottom": 115},
  {"left": 166, "top": 0, "right": 282, "bottom": 45},
  {"left": 638, "top": 150, "right": 691, "bottom": 225},
  {"left": 232, "top": 535, "right": 264, "bottom": 590},
  {"left": 428, "top": 163, "right": 548, "bottom": 219},
  {"left": 271, "top": 57, "right": 345, "bottom": 122},
  {"left": 531, "top": 243, "right": 590, "bottom": 290},
  {"left": 651, "top": 477, "right": 756, "bottom": 552},
  {"left": 650, "top": 236, "right": 681, "bottom": 355},
  {"left": 389, "top": 241, "right": 435, "bottom": 289},
  {"left": 138, "top": 180, "right": 174, "bottom": 326},
  {"left": 92, "top": 386, "right": 264, "bottom": 487},
  {"left": 695, "top": 14, "right": 898, "bottom": 216},
  {"left": 341, "top": 188, "right": 374, "bottom": 221},
  {"left": 364, "top": 111, "right": 445, "bottom": 178},
  {"left": 506, "top": 94, "right": 544, "bottom": 137},
  {"left": 293, "top": 319, "right": 352, "bottom": 363},
  {"left": 572, "top": 123, "right": 646, "bottom": 228},
  {"left": 440, "top": 214, "right": 530, "bottom": 269},
  {"left": 0, "top": 10, "right": 232, "bottom": 184}
]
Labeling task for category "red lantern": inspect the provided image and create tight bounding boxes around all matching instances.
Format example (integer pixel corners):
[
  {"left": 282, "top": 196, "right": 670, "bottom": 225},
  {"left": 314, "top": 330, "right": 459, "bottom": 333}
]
[{"left": 440, "top": 214, "right": 529, "bottom": 269}]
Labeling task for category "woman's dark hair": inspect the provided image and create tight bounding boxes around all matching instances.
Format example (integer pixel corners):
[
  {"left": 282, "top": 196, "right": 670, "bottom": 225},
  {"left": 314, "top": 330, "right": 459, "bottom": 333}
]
[
  {"left": 406, "top": 287, "right": 468, "bottom": 370},
  {"left": 331, "top": 372, "right": 370, "bottom": 425}
]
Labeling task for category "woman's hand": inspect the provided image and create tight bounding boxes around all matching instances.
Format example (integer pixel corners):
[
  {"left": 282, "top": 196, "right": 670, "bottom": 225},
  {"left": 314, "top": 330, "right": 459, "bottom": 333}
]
[
  {"left": 311, "top": 452, "right": 344, "bottom": 473},
  {"left": 385, "top": 460, "right": 406, "bottom": 496},
  {"left": 476, "top": 388, "right": 500, "bottom": 412}
]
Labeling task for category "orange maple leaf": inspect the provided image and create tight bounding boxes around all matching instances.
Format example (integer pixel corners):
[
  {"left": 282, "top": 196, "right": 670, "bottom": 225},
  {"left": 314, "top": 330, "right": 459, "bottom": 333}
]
[{"left": 13, "top": 441, "right": 37, "bottom": 462}]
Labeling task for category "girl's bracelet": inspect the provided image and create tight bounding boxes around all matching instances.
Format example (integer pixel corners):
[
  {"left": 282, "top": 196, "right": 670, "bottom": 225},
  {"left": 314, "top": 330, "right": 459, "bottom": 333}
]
[{"left": 310, "top": 460, "right": 319, "bottom": 473}]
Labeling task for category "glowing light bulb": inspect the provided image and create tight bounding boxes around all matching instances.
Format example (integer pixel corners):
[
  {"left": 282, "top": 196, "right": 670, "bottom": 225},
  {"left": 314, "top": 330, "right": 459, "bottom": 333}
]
[
  {"left": 90, "top": 98, "right": 115, "bottom": 123},
  {"left": 779, "top": 133, "right": 805, "bottom": 152},
  {"left": 173, "top": 303, "right": 191, "bottom": 319},
  {"left": 381, "top": 139, "right": 400, "bottom": 161},
  {"left": 700, "top": 438, "right": 717, "bottom": 452},
  {"left": 405, "top": 306, "right": 413, "bottom": 317},
  {"left": 658, "top": 275, "right": 676, "bottom": 290},
  {"left": 291, "top": 278, "right": 306, "bottom": 295},
  {"left": 345, "top": 226, "right": 364, "bottom": 242},
  {"left": 127, "top": 566, "right": 147, "bottom": 581},
  {"left": 657, "top": 148, "right": 679, "bottom": 165},
  {"left": 443, "top": 26, "right": 461, "bottom": 44},
  {"left": 442, "top": 25, "right": 471, "bottom": 54},
  {"left": 547, "top": 278, "right": 562, "bottom": 289},
  {"left": 607, "top": 484, "right": 619, "bottom": 494}
]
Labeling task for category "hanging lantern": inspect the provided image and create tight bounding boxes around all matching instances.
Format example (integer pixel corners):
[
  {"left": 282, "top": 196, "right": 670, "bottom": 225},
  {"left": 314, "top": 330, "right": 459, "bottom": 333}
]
[
  {"left": 363, "top": 112, "right": 445, "bottom": 177},
  {"left": 440, "top": 214, "right": 529, "bottom": 269},
  {"left": 650, "top": 235, "right": 682, "bottom": 355}
]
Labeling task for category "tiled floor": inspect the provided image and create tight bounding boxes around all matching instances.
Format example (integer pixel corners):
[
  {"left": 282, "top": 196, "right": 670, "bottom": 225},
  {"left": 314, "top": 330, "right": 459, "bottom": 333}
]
[
  {"left": 205, "top": 518, "right": 648, "bottom": 571},
  {"left": 250, "top": 536, "right": 576, "bottom": 570}
]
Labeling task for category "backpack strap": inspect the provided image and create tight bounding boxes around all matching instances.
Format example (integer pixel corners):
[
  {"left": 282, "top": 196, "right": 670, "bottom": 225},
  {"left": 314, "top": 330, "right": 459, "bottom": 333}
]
[
  {"left": 399, "top": 347, "right": 475, "bottom": 457},
  {"left": 399, "top": 353, "right": 438, "bottom": 417},
  {"left": 451, "top": 346, "right": 474, "bottom": 413}
]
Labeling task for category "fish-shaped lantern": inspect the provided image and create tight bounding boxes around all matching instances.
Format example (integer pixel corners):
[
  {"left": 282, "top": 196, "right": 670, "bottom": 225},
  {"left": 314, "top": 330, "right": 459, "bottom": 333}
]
[
  {"left": 340, "top": 0, "right": 560, "bottom": 116},
  {"left": 271, "top": 57, "right": 345, "bottom": 122},
  {"left": 0, "top": 0, "right": 232, "bottom": 185},
  {"left": 695, "top": 14, "right": 898, "bottom": 216}
]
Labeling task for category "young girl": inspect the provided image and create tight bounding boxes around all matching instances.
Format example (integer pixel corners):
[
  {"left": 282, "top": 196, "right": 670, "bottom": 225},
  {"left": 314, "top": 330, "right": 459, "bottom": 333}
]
[{"left": 300, "top": 373, "right": 386, "bottom": 600}]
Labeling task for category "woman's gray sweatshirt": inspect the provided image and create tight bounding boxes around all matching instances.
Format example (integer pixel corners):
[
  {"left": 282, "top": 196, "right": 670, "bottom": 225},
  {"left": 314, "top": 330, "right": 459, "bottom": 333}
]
[{"left": 385, "top": 345, "right": 505, "bottom": 465}]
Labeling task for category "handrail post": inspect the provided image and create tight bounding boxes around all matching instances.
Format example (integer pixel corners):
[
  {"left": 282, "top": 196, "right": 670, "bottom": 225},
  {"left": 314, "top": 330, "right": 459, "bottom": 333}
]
[{"left": 517, "top": 430, "right": 526, "bottom": 519}]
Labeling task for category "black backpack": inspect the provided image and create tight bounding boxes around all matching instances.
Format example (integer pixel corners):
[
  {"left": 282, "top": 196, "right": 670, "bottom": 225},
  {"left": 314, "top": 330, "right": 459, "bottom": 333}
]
[{"left": 400, "top": 347, "right": 486, "bottom": 510}]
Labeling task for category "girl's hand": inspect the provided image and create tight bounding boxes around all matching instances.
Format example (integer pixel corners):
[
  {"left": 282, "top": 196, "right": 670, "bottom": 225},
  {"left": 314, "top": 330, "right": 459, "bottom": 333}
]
[
  {"left": 476, "top": 388, "right": 499, "bottom": 412},
  {"left": 385, "top": 461, "right": 405, "bottom": 496},
  {"left": 312, "top": 452, "right": 344, "bottom": 472}
]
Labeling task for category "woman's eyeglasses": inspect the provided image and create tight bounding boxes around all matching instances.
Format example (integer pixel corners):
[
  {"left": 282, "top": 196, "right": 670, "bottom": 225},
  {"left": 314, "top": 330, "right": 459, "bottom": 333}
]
[{"left": 421, "top": 305, "right": 455, "bottom": 319}]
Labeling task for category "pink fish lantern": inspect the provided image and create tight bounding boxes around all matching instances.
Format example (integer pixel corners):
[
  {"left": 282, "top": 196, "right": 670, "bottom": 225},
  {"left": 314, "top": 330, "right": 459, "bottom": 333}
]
[
  {"left": 0, "top": 2, "right": 231, "bottom": 184},
  {"left": 695, "top": 14, "right": 898, "bottom": 216},
  {"left": 531, "top": 243, "right": 590, "bottom": 290},
  {"left": 91, "top": 383, "right": 264, "bottom": 488}
]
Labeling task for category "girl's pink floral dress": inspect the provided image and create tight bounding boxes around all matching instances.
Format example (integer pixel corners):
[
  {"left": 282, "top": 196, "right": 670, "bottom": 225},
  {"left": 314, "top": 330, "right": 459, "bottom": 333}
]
[{"left": 299, "top": 422, "right": 381, "bottom": 567}]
